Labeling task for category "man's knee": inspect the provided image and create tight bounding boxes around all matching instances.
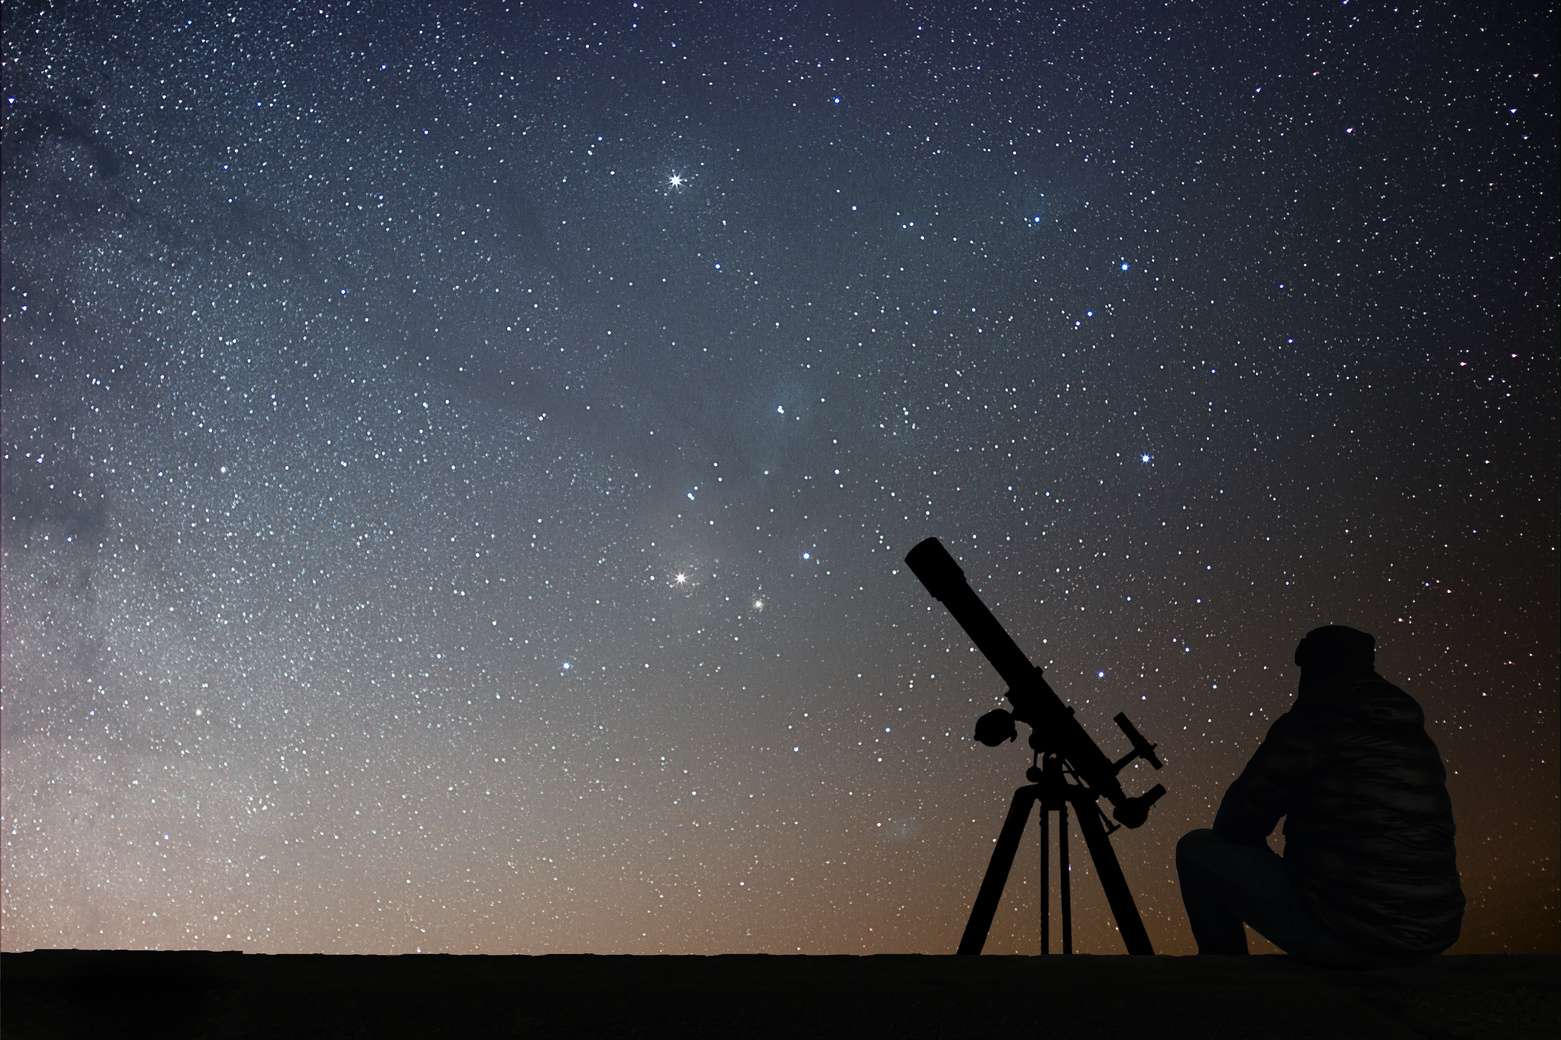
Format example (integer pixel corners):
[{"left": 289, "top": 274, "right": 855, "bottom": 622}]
[{"left": 1176, "top": 828, "right": 1223, "bottom": 873}]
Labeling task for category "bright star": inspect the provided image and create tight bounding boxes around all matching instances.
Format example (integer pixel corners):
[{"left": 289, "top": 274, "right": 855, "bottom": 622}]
[
  {"left": 675, "top": 573, "right": 687, "bottom": 584},
  {"left": 668, "top": 173, "right": 684, "bottom": 188},
  {"left": 1141, "top": 453, "right": 1152, "bottom": 463},
  {"left": 753, "top": 599, "right": 764, "bottom": 611}
]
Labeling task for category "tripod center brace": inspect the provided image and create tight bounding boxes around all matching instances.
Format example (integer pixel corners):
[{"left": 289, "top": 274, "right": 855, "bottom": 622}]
[{"left": 905, "top": 538, "right": 1167, "bottom": 955}]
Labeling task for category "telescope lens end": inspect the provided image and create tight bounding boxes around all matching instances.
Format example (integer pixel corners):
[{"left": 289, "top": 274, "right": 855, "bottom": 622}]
[{"left": 905, "top": 538, "right": 965, "bottom": 599}]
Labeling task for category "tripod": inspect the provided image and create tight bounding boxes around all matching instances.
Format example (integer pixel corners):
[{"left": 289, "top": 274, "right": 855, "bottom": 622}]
[{"left": 959, "top": 749, "right": 1155, "bottom": 956}]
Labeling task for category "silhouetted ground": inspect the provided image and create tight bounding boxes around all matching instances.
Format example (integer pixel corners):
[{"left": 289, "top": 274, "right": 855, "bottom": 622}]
[{"left": 2, "top": 950, "right": 1555, "bottom": 1039}]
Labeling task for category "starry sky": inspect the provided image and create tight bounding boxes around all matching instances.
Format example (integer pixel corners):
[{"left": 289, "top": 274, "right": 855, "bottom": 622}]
[{"left": 2, "top": 1, "right": 1555, "bottom": 956}]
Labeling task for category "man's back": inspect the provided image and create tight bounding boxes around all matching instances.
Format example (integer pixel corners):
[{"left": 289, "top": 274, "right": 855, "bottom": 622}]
[{"left": 1215, "top": 671, "right": 1465, "bottom": 957}]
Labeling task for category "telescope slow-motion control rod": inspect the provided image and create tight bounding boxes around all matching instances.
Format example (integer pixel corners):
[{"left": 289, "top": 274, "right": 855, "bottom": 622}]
[{"left": 904, "top": 537, "right": 1166, "bottom": 954}]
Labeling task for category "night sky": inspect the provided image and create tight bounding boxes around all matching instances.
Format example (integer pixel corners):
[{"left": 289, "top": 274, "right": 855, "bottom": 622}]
[{"left": 2, "top": 1, "right": 1555, "bottom": 956}]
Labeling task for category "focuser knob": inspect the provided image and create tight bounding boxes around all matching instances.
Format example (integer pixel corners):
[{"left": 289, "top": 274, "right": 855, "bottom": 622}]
[{"left": 973, "top": 709, "right": 1017, "bottom": 747}]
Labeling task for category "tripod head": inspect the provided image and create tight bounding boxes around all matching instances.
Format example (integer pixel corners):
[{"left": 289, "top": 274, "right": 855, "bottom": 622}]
[{"left": 905, "top": 537, "right": 1165, "bottom": 829}]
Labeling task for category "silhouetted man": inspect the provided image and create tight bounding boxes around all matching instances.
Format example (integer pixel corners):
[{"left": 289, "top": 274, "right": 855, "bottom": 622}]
[{"left": 1177, "top": 625, "right": 1465, "bottom": 967}]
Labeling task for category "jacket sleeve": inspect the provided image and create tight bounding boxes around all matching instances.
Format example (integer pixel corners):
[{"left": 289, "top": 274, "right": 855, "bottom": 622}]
[{"left": 1213, "top": 708, "right": 1319, "bottom": 846}]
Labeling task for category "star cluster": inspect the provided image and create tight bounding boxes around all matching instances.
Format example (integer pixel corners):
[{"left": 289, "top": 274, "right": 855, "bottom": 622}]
[{"left": 2, "top": 2, "right": 1555, "bottom": 954}]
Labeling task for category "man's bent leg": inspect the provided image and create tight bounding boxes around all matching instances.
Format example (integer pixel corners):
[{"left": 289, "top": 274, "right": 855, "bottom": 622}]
[
  {"left": 1176, "top": 829, "right": 1256, "bottom": 953},
  {"left": 1176, "top": 829, "right": 1319, "bottom": 955},
  {"left": 1177, "top": 829, "right": 1423, "bottom": 966}
]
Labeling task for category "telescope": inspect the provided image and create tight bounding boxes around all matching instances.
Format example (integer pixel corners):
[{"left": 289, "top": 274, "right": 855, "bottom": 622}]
[{"left": 905, "top": 537, "right": 1165, "bottom": 955}]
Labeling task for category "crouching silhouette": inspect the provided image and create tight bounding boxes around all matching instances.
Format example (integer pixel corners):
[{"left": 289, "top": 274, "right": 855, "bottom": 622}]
[{"left": 1177, "top": 625, "right": 1465, "bottom": 967}]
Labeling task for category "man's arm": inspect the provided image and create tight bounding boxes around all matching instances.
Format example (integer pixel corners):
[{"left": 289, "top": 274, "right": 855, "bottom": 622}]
[{"left": 1213, "top": 709, "right": 1319, "bottom": 846}]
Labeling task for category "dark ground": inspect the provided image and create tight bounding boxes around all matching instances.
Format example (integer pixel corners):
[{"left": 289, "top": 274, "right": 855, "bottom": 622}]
[{"left": 2, "top": 950, "right": 1556, "bottom": 1039}]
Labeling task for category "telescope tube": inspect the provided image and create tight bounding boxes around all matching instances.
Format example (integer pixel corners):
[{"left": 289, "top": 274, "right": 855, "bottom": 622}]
[{"left": 905, "top": 537, "right": 1129, "bottom": 809}]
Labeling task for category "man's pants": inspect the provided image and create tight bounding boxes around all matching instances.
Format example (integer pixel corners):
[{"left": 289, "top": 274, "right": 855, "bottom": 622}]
[{"left": 1176, "top": 829, "right": 1415, "bottom": 968}]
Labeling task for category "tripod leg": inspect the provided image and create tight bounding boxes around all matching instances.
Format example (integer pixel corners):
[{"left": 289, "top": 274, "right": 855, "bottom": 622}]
[
  {"left": 958, "top": 786, "right": 1039, "bottom": 955},
  {"left": 1059, "top": 802, "right": 1071, "bottom": 955},
  {"left": 1073, "top": 801, "right": 1155, "bottom": 955},
  {"left": 1039, "top": 805, "right": 1049, "bottom": 955}
]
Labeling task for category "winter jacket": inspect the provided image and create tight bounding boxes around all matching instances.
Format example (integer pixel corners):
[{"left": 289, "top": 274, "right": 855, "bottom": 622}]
[{"left": 1214, "top": 670, "right": 1465, "bottom": 956}]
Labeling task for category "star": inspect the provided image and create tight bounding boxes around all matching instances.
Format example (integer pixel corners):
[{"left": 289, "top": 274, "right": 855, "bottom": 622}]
[{"left": 668, "top": 173, "right": 684, "bottom": 188}]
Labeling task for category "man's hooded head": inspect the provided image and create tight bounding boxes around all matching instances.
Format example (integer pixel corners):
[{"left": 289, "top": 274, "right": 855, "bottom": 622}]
[{"left": 1294, "top": 625, "right": 1376, "bottom": 679}]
